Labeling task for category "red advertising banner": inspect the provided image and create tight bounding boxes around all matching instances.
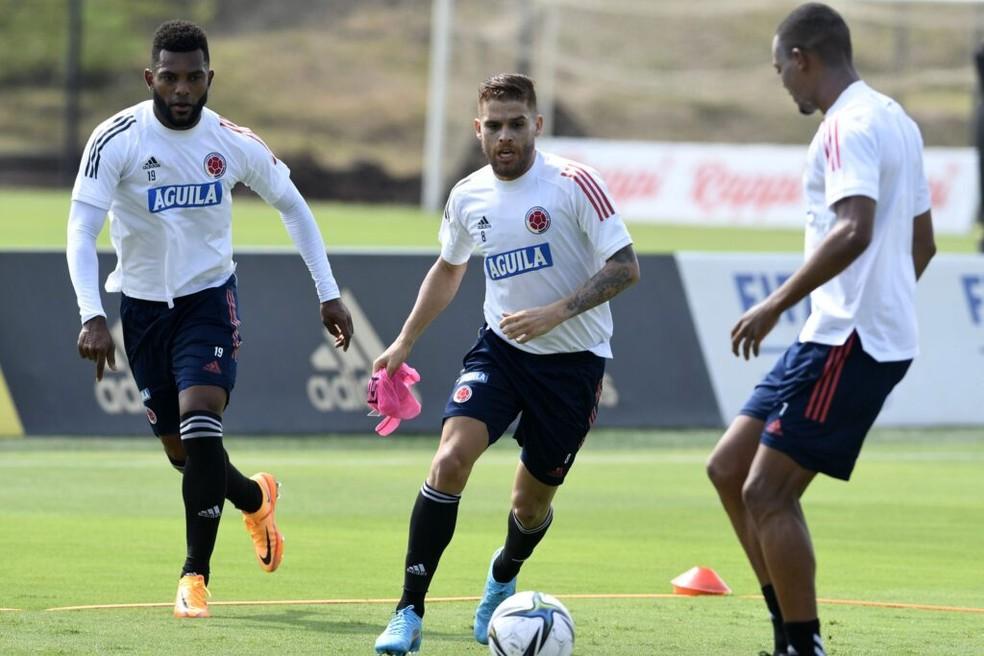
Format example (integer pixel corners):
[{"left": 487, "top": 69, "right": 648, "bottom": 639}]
[{"left": 540, "top": 138, "right": 976, "bottom": 235}]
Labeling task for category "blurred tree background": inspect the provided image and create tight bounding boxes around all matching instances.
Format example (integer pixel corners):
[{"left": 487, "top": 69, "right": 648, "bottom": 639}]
[
  {"left": 0, "top": 1, "right": 215, "bottom": 83},
  {"left": 1, "top": 0, "right": 980, "bottom": 201}
]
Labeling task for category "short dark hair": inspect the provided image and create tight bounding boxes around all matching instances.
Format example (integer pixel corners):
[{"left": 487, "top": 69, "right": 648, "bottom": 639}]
[
  {"left": 776, "top": 3, "right": 852, "bottom": 65},
  {"left": 479, "top": 74, "right": 537, "bottom": 110},
  {"left": 151, "top": 20, "right": 210, "bottom": 66}
]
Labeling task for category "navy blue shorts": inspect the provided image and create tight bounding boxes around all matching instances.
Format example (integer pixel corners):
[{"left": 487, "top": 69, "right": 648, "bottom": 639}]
[
  {"left": 443, "top": 325, "right": 605, "bottom": 486},
  {"left": 120, "top": 275, "right": 242, "bottom": 436},
  {"left": 740, "top": 332, "right": 910, "bottom": 480}
]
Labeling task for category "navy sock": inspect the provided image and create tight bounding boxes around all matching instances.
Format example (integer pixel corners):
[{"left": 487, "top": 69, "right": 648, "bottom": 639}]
[
  {"left": 224, "top": 449, "right": 262, "bottom": 513},
  {"left": 762, "top": 584, "right": 788, "bottom": 654},
  {"left": 492, "top": 507, "right": 553, "bottom": 583},
  {"left": 179, "top": 411, "right": 227, "bottom": 583},
  {"left": 784, "top": 618, "right": 824, "bottom": 656},
  {"left": 397, "top": 482, "right": 460, "bottom": 617}
]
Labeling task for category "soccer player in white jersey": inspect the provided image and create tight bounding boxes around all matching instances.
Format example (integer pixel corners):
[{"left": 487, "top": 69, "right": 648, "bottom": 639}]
[
  {"left": 66, "top": 21, "right": 353, "bottom": 618},
  {"left": 705, "top": 5, "right": 937, "bottom": 655},
  {"left": 372, "top": 74, "right": 639, "bottom": 655}
]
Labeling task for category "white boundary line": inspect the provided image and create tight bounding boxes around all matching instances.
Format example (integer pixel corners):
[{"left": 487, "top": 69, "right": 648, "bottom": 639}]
[{"left": 42, "top": 593, "right": 984, "bottom": 614}]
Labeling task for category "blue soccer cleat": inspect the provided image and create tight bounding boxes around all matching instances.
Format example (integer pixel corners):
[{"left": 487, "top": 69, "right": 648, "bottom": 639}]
[
  {"left": 374, "top": 605, "right": 423, "bottom": 655},
  {"left": 473, "top": 547, "right": 517, "bottom": 644}
]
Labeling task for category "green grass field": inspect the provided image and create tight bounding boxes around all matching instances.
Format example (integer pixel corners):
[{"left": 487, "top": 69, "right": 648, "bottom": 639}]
[
  {"left": 2, "top": 187, "right": 983, "bottom": 654},
  {"left": 2, "top": 430, "right": 983, "bottom": 655},
  {"left": 2, "top": 187, "right": 980, "bottom": 253}
]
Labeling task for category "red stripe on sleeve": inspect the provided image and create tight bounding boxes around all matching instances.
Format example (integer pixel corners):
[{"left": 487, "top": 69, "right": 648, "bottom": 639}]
[
  {"left": 564, "top": 170, "right": 605, "bottom": 219},
  {"left": 574, "top": 172, "right": 611, "bottom": 219},
  {"left": 220, "top": 118, "right": 278, "bottom": 164},
  {"left": 569, "top": 164, "right": 615, "bottom": 217}
]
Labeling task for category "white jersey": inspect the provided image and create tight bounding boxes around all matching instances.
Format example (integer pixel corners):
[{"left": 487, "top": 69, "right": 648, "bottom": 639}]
[
  {"left": 799, "top": 81, "right": 931, "bottom": 362},
  {"left": 72, "top": 100, "right": 292, "bottom": 303},
  {"left": 440, "top": 151, "right": 633, "bottom": 357}
]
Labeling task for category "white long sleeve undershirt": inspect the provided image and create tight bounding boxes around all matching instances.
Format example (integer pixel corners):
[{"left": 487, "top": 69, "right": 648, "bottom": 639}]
[
  {"left": 272, "top": 182, "right": 340, "bottom": 303},
  {"left": 66, "top": 199, "right": 108, "bottom": 323}
]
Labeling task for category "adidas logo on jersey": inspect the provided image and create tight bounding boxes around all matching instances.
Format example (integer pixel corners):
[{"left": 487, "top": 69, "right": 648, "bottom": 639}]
[
  {"left": 197, "top": 505, "right": 222, "bottom": 519},
  {"left": 406, "top": 563, "right": 428, "bottom": 576},
  {"left": 142, "top": 156, "right": 161, "bottom": 170},
  {"left": 477, "top": 216, "right": 492, "bottom": 230}
]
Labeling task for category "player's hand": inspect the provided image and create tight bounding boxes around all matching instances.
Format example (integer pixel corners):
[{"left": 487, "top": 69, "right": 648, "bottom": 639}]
[
  {"left": 730, "top": 299, "right": 781, "bottom": 360},
  {"left": 321, "top": 298, "right": 354, "bottom": 351},
  {"left": 499, "top": 303, "right": 565, "bottom": 344},
  {"left": 77, "top": 315, "right": 117, "bottom": 381},
  {"left": 373, "top": 338, "right": 412, "bottom": 377}
]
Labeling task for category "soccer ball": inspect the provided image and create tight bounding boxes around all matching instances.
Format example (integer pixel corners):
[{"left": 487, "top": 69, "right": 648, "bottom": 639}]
[{"left": 487, "top": 591, "right": 575, "bottom": 656}]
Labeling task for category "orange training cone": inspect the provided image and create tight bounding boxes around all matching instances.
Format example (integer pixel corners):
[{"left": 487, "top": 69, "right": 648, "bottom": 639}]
[{"left": 670, "top": 566, "right": 732, "bottom": 596}]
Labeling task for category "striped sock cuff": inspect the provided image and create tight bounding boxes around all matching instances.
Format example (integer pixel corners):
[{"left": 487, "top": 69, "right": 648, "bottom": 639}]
[
  {"left": 180, "top": 411, "right": 223, "bottom": 440},
  {"left": 420, "top": 481, "right": 461, "bottom": 504},
  {"left": 512, "top": 506, "right": 553, "bottom": 534}
]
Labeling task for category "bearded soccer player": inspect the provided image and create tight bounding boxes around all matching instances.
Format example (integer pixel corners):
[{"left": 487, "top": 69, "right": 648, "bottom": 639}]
[
  {"left": 705, "top": 4, "right": 936, "bottom": 655},
  {"left": 66, "top": 20, "right": 353, "bottom": 618},
  {"left": 371, "top": 73, "right": 640, "bottom": 655}
]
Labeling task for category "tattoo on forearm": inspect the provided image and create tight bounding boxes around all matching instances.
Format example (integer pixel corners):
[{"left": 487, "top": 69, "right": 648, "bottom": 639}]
[{"left": 565, "top": 247, "right": 636, "bottom": 317}]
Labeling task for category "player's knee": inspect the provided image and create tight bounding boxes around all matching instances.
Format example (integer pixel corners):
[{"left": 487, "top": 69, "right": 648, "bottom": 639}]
[
  {"left": 160, "top": 435, "right": 186, "bottom": 462},
  {"left": 161, "top": 436, "right": 186, "bottom": 473},
  {"left": 428, "top": 448, "right": 473, "bottom": 493},
  {"left": 159, "top": 434, "right": 185, "bottom": 464},
  {"left": 511, "top": 502, "right": 550, "bottom": 529},
  {"left": 509, "top": 486, "right": 550, "bottom": 526},
  {"left": 706, "top": 451, "right": 742, "bottom": 495},
  {"left": 741, "top": 477, "right": 780, "bottom": 522}
]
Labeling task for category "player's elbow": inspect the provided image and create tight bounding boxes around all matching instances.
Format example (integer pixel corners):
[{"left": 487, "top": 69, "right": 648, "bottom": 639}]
[
  {"left": 844, "top": 226, "right": 872, "bottom": 256},
  {"left": 625, "top": 259, "right": 641, "bottom": 287},
  {"left": 611, "top": 245, "right": 640, "bottom": 288}
]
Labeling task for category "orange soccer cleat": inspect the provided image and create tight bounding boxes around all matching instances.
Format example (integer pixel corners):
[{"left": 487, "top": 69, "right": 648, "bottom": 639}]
[
  {"left": 173, "top": 574, "right": 210, "bottom": 618},
  {"left": 242, "top": 472, "right": 284, "bottom": 573}
]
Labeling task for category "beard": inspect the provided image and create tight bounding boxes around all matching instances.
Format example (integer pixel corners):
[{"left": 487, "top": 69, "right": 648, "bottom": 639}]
[
  {"left": 152, "top": 89, "right": 208, "bottom": 128},
  {"left": 798, "top": 102, "right": 818, "bottom": 116},
  {"left": 485, "top": 140, "right": 536, "bottom": 180}
]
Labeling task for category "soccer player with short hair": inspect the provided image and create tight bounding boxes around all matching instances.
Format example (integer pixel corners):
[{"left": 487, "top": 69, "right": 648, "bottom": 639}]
[
  {"left": 372, "top": 73, "right": 640, "bottom": 655},
  {"left": 67, "top": 20, "right": 354, "bottom": 618},
  {"left": 705, "top": 4, "right": 936, "bottom": 655}
]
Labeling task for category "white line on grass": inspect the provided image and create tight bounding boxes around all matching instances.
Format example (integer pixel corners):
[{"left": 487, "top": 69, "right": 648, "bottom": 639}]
[{"left": 43, "top": 594, "right": 984, "bottom": 615}]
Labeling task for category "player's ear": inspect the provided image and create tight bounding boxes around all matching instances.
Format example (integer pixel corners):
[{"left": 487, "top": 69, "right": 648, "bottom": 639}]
[
  {"left": 534, "top": 113, "right": 543, "bottom": 137},
  {"left": 474, "top": 117, "right": 482, "bottom": 140},
  {"left": 144, "top": 68, "right": 154, "bottom": 89},
  {"left": 791, "top": 47, "right": 809, "bottom": 71},
  {"left": 207, "top": 70, "right": 215, "bottom": 87}
]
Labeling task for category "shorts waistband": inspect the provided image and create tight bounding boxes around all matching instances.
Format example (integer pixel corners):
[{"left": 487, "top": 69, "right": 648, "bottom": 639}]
[
  {"left": 482, "top": 324, "right": 602, "bottom": 364},
  {"left": 122, "top": 275, "right": 236, "bottom": 307}
]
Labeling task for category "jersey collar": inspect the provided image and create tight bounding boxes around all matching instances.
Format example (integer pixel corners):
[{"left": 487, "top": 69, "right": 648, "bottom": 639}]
[
  {"left": 825, "top": 80, "right": 868, "bottom": 117},
  {"left": 492, "top": 150, "right": 542, "bottom": 193}
]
